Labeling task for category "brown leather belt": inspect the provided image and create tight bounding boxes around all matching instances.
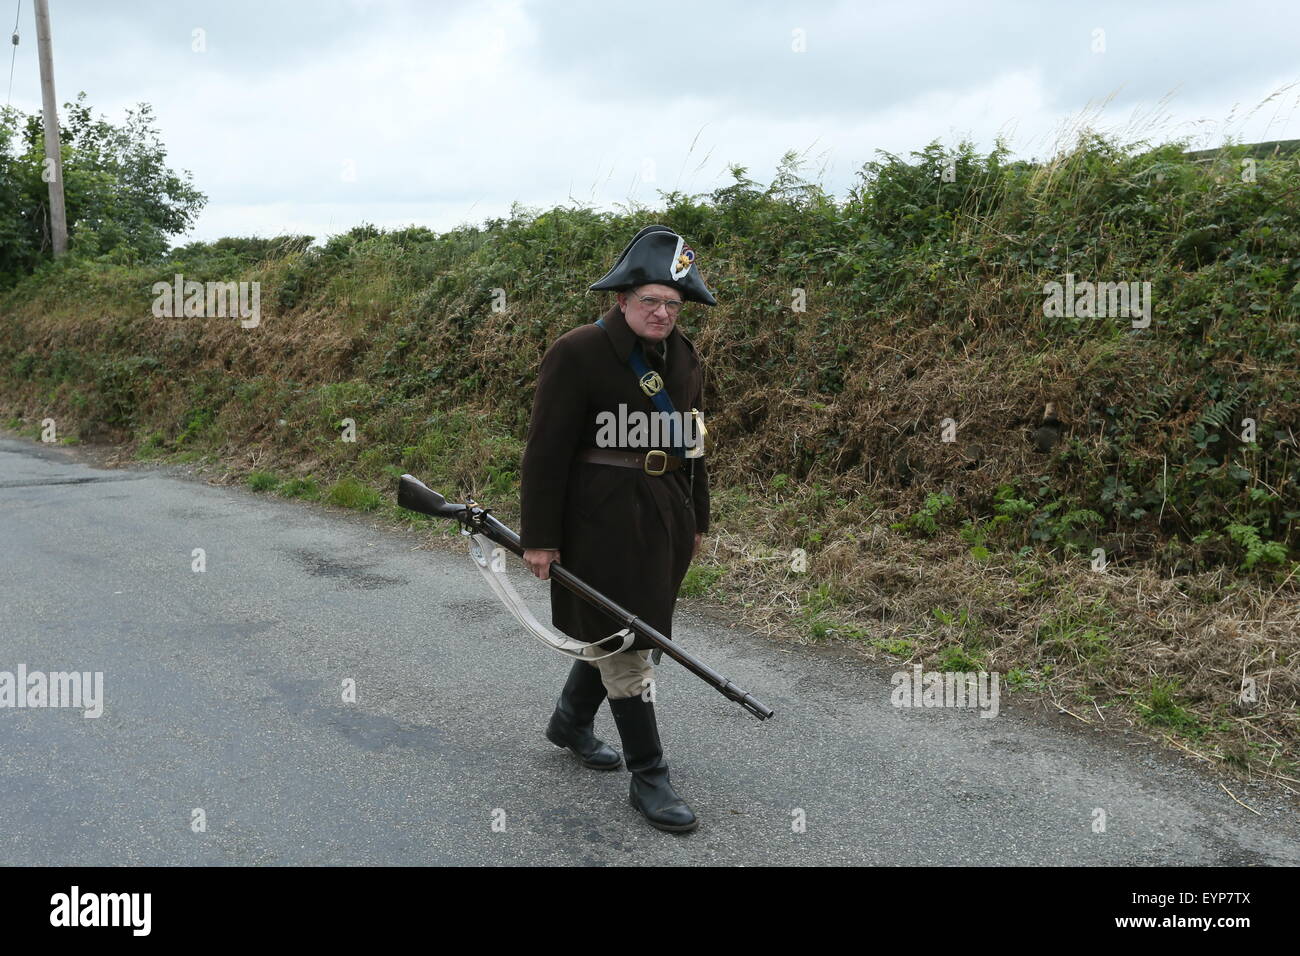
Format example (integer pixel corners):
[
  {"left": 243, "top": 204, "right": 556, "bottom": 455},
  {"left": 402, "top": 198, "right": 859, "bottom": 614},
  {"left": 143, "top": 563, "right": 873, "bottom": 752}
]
[{"left": 578, "top": 447, "right": 684, "bottom": 475}]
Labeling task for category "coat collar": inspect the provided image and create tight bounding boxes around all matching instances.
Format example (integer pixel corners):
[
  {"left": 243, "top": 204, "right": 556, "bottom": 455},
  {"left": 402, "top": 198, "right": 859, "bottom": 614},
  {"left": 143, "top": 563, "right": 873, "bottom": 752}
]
[{"left": 597, "top": 303, "right": 684, "bottom": 363}]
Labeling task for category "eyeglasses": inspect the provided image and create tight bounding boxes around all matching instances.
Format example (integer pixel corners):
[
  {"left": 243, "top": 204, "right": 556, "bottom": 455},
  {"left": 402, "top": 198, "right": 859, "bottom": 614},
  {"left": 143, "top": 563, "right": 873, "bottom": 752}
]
[{"left": 630, "top": 294, "right": 685, "bottom": 316}]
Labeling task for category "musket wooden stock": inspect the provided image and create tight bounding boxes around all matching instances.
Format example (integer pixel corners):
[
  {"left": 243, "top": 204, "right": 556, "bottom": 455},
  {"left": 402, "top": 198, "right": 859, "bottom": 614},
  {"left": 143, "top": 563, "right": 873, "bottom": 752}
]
[{"left": 396, "top": 474, "right": 774, "bottom": 721}]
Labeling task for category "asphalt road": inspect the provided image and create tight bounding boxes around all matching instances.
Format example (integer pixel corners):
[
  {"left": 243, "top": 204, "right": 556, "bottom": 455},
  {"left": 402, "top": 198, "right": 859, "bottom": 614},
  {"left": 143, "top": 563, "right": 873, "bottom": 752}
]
[{"left": 1, "top": 435, "right": 1297, "bottom": 865}]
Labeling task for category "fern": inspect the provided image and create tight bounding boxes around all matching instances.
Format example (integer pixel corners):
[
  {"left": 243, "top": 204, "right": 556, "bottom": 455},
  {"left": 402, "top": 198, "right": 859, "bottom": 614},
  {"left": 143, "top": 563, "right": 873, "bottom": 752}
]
[
  {"left": 1225, "top": 523, "right": 1288, "bottom": 569},
  {"left": 1197, "top": 386, "right": 1246, "bottom": 431}
]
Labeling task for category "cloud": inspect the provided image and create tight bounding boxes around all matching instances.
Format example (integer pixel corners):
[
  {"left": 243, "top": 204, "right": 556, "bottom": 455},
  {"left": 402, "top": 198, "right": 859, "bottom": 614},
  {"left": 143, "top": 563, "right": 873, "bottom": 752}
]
[{"left": 12, "top": 0, "right": 1297, "bottom": 242}]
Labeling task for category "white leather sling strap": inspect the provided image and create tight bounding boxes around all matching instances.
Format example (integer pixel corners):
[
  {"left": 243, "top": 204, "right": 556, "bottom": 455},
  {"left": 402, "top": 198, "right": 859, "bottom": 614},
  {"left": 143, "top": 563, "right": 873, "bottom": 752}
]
[{"left": 467, "top": 533, "right": 636, "bottom": 661}]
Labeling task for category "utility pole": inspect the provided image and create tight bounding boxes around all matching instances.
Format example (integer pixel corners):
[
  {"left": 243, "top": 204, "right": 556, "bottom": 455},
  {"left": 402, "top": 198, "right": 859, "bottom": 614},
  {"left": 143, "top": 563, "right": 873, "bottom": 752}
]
[{"left": 33, "top": 0, "right": 66, "bottom": 257}]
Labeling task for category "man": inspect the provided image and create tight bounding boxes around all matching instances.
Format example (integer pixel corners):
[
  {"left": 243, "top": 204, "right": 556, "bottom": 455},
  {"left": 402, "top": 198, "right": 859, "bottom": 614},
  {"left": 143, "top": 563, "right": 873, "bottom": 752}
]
[{"left": 519, "top": 224, "right": 715, "bottom": 833}]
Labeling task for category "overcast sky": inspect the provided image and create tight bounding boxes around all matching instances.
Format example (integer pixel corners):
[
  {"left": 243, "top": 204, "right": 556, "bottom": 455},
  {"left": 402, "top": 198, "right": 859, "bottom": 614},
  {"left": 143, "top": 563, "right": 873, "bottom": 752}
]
[{"left": 5, "top": 0, "right": 1297, "bottom": 243}]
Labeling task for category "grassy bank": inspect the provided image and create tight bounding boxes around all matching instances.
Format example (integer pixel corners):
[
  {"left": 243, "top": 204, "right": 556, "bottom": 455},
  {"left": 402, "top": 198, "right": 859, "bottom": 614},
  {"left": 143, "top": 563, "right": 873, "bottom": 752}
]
[{"left": 2, "top": 137, "right": 1297, "bottom": 788}]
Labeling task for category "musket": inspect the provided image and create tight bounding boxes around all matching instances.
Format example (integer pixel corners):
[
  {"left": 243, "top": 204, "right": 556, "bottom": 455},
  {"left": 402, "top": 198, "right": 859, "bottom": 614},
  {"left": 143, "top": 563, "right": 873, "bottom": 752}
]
[{"left": 396, "top": 474, "right": 774, "bottom": 721}]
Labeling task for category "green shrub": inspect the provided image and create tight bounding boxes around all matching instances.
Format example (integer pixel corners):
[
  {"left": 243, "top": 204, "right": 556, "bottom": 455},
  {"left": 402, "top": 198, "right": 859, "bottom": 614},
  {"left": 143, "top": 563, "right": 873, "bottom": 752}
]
[
  {"left": 1136, "top": 678, "right": 1203, "bottom": 735},
  {"left": 934, "top": 644, "right": 983, "bottom": 671},
  {"left": 892, "top": 493, "right": 955, "bottom": 538},
  {"left": 680, "top": 564, "right": 724, "bottom": 597},
  {"left": 246, "top": 471, "right": 279, "bottom": 492},
  {"left": 278, "top": 477, "right": 321, "bottom": 499},
  {"left": 326, "top": 477, "right": 382, "bottom": 511}
]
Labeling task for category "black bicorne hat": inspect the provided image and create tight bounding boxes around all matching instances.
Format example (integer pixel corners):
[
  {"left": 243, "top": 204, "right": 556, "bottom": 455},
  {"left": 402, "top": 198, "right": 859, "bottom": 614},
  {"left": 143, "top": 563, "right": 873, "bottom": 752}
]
[{"left": 589, "top": 224, "right": 717, "bottom": 306}]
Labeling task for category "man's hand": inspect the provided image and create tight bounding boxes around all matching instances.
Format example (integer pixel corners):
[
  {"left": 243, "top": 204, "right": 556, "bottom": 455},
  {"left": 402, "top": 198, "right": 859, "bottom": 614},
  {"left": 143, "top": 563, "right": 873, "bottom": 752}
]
[
  {"left": 523, "top": 548, "right": 560, "bottom": 580},
  {"left": 692, "top": 532, "right": 703, "bottom": 560}
]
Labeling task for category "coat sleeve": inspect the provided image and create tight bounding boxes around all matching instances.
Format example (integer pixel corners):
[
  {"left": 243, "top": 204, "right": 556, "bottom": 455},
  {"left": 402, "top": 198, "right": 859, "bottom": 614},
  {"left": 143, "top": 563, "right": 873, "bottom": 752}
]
[
  {"left": 692, "top": 379, "right": 710, "bottom": 535},
  {"left": 520, "top": 335, "right": 586, "bottom": 550}
]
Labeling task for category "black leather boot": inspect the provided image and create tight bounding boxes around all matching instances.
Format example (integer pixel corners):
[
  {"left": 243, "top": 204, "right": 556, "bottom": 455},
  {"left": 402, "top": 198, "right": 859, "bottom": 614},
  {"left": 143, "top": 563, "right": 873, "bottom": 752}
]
[
  {"left": 608, "top": 695, "right": 698, "bottom": 832},
  {"left": 545, "top": 660, "right": 622, "bottom": 770}
]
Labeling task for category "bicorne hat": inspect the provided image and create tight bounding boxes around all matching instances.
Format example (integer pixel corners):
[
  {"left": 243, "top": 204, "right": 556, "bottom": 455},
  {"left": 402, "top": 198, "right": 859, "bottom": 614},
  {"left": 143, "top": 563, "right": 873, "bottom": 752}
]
[{"left": 589, "top": 224, "right": 717, "bottom": 306}]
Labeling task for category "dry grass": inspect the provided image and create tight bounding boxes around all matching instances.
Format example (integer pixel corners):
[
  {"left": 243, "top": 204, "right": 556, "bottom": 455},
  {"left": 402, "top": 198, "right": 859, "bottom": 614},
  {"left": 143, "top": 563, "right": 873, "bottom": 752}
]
[{"left": 689, "top": 469, "right": 1299, "bottom": 795}]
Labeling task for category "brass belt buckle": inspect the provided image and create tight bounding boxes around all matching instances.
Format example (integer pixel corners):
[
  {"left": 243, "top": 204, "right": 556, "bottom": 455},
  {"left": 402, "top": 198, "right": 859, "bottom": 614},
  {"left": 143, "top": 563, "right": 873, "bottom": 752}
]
[{"left": 643, "top": 449, "right": 668, "bottom": 476}]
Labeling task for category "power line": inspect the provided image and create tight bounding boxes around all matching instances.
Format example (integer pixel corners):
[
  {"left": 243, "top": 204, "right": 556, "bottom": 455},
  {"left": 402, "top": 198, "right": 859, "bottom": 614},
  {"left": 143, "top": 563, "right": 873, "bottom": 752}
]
[{"left": 5, "top": 0, "right": 18, "bottom": 107}]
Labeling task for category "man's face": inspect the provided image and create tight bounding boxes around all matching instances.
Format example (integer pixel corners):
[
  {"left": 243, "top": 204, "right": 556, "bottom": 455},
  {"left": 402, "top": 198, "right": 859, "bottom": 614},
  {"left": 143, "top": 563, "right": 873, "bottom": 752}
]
[{"left": 619, "top": 283, "right": 683, "bottom": 343}]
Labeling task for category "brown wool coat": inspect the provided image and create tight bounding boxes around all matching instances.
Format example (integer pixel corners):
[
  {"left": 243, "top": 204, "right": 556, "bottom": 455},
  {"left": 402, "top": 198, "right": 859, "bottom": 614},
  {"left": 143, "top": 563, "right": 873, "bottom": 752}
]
[{"left": 520, "top": 303, "right": 710, "bottom": 651}]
